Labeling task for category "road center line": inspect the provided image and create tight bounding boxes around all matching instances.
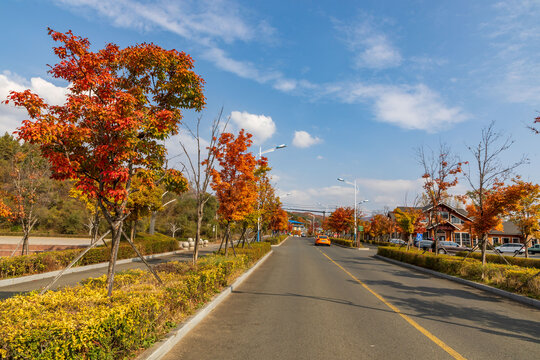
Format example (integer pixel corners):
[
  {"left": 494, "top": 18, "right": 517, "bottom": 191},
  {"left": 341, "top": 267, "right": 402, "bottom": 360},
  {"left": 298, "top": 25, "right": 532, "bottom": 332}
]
[{"left": 317, "top": 248, "right": 467, "bottom": 360}]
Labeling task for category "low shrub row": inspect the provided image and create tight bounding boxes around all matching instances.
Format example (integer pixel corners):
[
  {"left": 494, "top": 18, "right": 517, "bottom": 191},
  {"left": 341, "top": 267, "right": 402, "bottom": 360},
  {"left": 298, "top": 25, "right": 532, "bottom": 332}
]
[
  {"left": 0, "top": 242, "right": 271, "bottom": 359},
  {"left": 454, "top": 251, "right": 540, "bottom": 269},
  {"left": 361, "top": 239, "right": 394, "bottom": 246},
  {"left": 330, "top": 238, "right": 355, "bottom": 247},
  {"left": 377, "top": 246, "right": 540, "bottom": 299},
  {"left": 264, "top": 235, "right": 288, "bottom": 245},
  {"left": 0, "top": 233, "right": 179, "bottom": 280}
]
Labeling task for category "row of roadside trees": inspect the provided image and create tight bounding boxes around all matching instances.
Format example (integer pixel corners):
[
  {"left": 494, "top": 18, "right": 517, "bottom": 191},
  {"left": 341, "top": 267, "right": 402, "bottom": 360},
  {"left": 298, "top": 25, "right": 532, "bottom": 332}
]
[{"left": 1, "top": 29, "right": 288, "bottom": 295}]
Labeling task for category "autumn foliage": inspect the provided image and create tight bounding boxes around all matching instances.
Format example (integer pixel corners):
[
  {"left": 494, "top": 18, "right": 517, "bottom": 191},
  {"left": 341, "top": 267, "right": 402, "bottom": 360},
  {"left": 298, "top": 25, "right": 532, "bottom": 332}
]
[
  {"left": 393, "top": 207, "right": 425, "bottom": 247},
  {"left": 4, "top": 29, "right": 205, "bottom": 294},
  {"left": 326, "top": 207, "right": 354, "bottom": 234},
  {"left": 369, "top": 214, "right": 396, "bottom": 241},
  {"left": 209, "top": 129, "right": 258, "bottom": 254}
]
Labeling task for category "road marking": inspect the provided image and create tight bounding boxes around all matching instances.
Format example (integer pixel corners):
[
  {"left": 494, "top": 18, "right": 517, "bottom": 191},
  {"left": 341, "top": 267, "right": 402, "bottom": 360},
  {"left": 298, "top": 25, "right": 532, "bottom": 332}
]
[{"left": 317, "top": 249, "right": 467, "bottom": 360}]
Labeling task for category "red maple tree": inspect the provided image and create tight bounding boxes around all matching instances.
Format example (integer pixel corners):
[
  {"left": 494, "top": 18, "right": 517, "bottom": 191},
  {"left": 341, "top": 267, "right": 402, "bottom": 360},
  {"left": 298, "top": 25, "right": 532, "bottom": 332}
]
[
  {"left": 4, "top": 29, "right": 205, "bottom": 294},
  {"left": 209, "top": 129, "right": 258, "bottom": 255}
]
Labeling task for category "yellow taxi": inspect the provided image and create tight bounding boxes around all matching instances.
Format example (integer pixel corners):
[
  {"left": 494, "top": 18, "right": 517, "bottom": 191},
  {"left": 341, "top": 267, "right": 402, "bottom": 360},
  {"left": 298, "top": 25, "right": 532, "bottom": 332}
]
[{"left": 314, "top": 234, "right": 331, "bottom": 246}]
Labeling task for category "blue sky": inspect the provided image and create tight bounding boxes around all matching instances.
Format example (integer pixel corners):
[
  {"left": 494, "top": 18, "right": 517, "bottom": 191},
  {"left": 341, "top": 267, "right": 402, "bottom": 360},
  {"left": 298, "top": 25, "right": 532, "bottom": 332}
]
[{"left": 1, "top": 0, "right": 539, "bottom": 214}]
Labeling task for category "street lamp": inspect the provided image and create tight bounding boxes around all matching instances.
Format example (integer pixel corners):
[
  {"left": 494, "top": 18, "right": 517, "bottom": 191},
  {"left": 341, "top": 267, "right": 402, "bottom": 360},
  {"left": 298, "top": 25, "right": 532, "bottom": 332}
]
[
  {"left": 256, "top": 144, "right": 287, "bottom": 242},
  {"left": 258, "top": 144, "right": 287, "bottom": 158},
  {"left": 337, "top": 178, "right": 368, "bottom": 247}
]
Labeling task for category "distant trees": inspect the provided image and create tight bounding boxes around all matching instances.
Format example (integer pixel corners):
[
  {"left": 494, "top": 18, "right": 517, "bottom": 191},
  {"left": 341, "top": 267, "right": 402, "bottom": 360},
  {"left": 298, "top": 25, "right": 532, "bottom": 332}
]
[
  {"left": 501, "top": 179, "right": 540, "bottom": 258},
  {"left": 393, "top": 207, "right": 425, "bottom": 249},
  {"left": 369, "top": 214, "right": 395, "bottom": 242},
  {"left": 326, "top": 207, "right": 354, "bottom": 235}
]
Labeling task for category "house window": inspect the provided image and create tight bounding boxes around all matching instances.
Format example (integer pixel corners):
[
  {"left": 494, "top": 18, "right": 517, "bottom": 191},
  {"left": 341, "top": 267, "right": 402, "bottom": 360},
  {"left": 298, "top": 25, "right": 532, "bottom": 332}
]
[
  {"left": 451, "top": 215, "right": 464, "bottom": 224},
  {"left": 461, "top": 233, "right": 471, "bottom": 246},
  {"left": 492, "top": 237, "right": 499, "bottom": 244},
  {"left": 503, "top": 237, "right": 510, "bottom": 244},
  {"left": 455, "top": 232, "right": 461, "bottom": 245},
  {"left": 440, "top": 211, "right": 449, "bottom": 220}
]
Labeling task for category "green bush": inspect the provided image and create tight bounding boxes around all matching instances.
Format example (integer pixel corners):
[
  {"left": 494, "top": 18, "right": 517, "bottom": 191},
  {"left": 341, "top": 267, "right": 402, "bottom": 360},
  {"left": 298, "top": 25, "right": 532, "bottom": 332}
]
[
  {"left": 0, "top": 242, "right": 271, "bottom": 359},
  {"left": 264, "top": 235, "right": 288, "bottom": 245},
  {"left": 0, "top": 233, "right": 179, "bottom": 280},
  {"left": 454, "top": 251, "right": 540, "bottom": 269},
  {"left": 330, "top": 237, "right": 357, "bottom": 247},
  {"left": 378, "top": 246, "right": 540, "bottom": 299}
]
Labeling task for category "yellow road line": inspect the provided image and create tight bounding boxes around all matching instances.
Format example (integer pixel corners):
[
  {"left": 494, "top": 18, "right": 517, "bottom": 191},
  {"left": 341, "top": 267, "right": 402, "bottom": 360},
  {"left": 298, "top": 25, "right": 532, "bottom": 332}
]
[{"left": 318, "top": 249, "right": 467, "bottom": 360}]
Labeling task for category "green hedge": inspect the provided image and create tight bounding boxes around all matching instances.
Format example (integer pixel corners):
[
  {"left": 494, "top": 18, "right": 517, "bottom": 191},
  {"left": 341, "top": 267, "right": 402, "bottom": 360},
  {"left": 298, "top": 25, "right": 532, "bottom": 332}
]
[
  {"left": 264, "top": 235, "right": 288, "bottom": 245},
  {"left": 454, "top": 251, "right": 540, "bottom": 269},
  {"left": 0, "top": 242, "right": 271, "bottom": 359},
  {"left": 0, "top": 233, "right": 179, "bottom": 280},
  {"left": 361, "top": 239, "right": 394, "bottom": 246},
  {"left": 330, "top": 237, "right": 356, "bottom": 247},
  {"left": 378, "top": 246, "right": 540, "bottom": 299}
]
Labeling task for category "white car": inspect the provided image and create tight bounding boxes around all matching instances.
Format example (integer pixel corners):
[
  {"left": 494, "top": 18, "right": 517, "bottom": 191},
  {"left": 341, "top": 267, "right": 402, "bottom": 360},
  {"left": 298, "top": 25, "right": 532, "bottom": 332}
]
[{"left": 494, "top": 243, "right": 525, "bottom": 254}]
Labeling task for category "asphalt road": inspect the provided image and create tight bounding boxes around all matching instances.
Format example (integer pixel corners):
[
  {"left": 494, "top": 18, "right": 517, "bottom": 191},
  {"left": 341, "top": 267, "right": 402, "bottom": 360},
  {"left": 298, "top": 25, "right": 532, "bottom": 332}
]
[
  {"left": 0, "top": 244, "right": 221, "bottom": 300},
  {"left": 162, "top": 237, "right": 540, "bottom": 360}
]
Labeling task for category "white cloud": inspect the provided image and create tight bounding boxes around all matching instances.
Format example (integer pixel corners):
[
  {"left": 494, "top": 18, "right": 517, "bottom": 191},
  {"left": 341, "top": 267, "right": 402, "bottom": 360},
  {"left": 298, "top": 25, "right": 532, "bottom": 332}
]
[
  {"left": 292, "top": 130, "right": 322, "bottom": 148},
  {"left": 316, "top": 155, "right": 324, "bottom": 160},
  {"left": 229, "top": 111, "right": 276, "bottom": 144},
  {"left": 336, "top": 18, "right": 402, "bottom": 69},
  {"left": 325, "top": 82, "right": 467, "bottom": 132},
  {"left": 55, "top": 0, "right": 268, "bottom": 44},
  {"left": 0, "top": 71, "right": 68, "bottom": 135}
]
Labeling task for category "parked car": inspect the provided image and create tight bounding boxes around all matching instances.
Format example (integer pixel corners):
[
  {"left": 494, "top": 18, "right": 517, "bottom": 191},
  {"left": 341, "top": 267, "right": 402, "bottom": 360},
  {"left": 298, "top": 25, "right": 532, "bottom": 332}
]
[
  {"left": 417, "top": 240, "right": 433, "bottom": 250},
  {"left": 315, "top": 235, "right": 331, "bottom": 246},
  {"left": 389, "top": 238, "right": 406, "bottom": 246},
  {"left": 494, "top": 243, "right": 525, "bottom": 254},
  {"left": 528, "top": 244, "right": 540, "bottom": 255},
  {"left": 436, "top": 241, "right": 472, "bottom": 254}
]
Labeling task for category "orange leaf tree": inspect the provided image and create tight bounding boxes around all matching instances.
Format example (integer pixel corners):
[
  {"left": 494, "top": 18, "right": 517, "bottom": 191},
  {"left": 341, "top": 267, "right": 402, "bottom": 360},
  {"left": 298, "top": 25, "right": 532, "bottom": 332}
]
[
  {"left": 209, "top": 129, "right": 258, "bottom": 255},
  {"left": 501, "top": 179, "right": 540, "bottom": 258},
  {"left": 369, "top": 214, "right": 396, "bottom": 242},
  {"left": 327, "top": 207, "right": 355, "bottom": 236},
  {"left": 4, "top": 29, "right": 205, "bottom": 294}
]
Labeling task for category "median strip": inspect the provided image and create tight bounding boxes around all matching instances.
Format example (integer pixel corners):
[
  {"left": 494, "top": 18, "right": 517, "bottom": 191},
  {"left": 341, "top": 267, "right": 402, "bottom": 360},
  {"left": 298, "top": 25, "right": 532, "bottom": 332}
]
[{"left": 316, "top": 248, "right": 467, "bottom": 360}]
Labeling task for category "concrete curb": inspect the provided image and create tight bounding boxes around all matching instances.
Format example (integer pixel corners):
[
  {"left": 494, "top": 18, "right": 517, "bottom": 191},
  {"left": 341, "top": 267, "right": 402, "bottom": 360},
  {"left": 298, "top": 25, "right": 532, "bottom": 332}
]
[
  {"left": 0, "top": 249, "right": 191, "bottom": 287},
  {"left": 137, "top": 250, "right": 274, "bottom": 360},
  {"left": 271, "top": 236, "right": 290, "bottom": 247},
  {"left": 374, "top": 254, "right": 540, "bottom": 310}
]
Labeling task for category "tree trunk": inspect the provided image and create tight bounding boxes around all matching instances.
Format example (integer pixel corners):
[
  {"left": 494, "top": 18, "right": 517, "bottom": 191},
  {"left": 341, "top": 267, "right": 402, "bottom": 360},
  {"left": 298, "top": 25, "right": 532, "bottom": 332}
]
[
  {"left": 193, "top": 204, "right": 203, "bottom": 264},
  {"left": 524, "top": 235, "right": 529, "bottom": 259},
  {"left": 480, "top": 234, "right": 488, "bottom": 266},
  {"left": 148, "top": 211, "right": 157, "bottom": 235},
  {"left": 21, "top": 231, "right": 29, "bottom": 256},
  {"left": 224, "top": 222, "right": 230, "bottom": 256},
  {"left": 106, "top": 220, "right": 123, "bottom": 296}
]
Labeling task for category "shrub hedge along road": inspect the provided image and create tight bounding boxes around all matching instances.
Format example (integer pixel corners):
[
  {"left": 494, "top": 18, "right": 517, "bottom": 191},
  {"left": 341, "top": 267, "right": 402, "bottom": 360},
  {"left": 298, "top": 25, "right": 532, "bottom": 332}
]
[
  {"left": 454, "top": 251, "right": 540, "bottom": 269},
  {"left": 0, "top": 233, "right": 178, "bottom": 280},
  {"left": 377, "top": 246, "right": 540, "bottom": 300},
  {"left": 0, "top": 242, "right": 271, "bottom": 359}
]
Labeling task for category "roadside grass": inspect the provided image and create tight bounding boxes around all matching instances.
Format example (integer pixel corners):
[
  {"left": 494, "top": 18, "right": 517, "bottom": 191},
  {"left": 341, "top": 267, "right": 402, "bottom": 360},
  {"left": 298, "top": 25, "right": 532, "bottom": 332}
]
[
  {"left": 377, "top": 246, "right": 540, "bottom": 300},
  {"left": 0, "top": 233, "right": 179, "bottom": 280},
  {"left": 0, "top": 242, "right": 271, "bottom": 359}
]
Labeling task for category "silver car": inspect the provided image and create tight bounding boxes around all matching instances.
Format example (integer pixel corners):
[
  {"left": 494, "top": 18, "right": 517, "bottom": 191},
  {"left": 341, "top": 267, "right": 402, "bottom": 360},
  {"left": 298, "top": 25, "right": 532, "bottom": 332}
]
[{"left": 494, "top": 243, "right": 525, "bottom": 254}]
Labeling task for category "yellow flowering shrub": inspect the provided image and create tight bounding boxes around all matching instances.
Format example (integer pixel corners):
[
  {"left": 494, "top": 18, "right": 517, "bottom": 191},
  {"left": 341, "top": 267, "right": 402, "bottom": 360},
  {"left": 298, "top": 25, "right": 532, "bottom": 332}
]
[{"left": 0, "top": 242, "right": 271, "bottom": 359}]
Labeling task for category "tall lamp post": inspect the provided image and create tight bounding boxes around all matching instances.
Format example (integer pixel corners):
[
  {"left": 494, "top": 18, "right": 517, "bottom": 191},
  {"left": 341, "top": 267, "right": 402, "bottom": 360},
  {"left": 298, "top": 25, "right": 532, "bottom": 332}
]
[
  {"left": 256, "top": 144, "right": 287, "bottom": 242},
  {"left": 337, "top": 178, "right": 368, "bottom": 246}
]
